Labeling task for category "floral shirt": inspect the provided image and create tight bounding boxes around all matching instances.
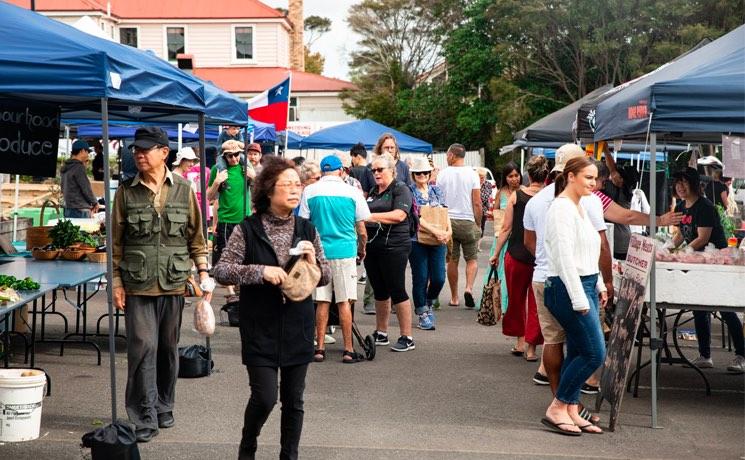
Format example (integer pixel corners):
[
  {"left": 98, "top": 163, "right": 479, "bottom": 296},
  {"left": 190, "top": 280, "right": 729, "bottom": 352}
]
[
  {"left": 480, "top": 182, "right": 493, "bottom": 215},
  {"left": 409, "top": 183, "right": 446, "bottom": 212}
]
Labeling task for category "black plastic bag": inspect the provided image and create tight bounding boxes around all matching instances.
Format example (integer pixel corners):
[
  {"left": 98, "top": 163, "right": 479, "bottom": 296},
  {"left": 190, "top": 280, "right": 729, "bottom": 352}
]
[
  {"left": 81, "top": 420, "right": 140, "bottom": 460},
  {"left": 178, "top": 344, "right": 214, "bottom": 378}
]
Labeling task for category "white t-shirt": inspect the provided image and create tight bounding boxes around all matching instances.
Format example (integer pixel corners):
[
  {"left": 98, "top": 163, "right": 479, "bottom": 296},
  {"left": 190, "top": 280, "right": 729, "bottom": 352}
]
[
  {"left": 436, "top": 165, "right": 480, "bottom": 221},
  {"left": 523, "top": 183, "right": 606, "bottom": 283}
]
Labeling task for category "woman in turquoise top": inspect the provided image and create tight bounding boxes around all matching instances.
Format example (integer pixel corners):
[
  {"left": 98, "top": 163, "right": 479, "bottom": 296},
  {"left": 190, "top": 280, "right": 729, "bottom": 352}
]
[{"left": 486, "top": 163, "right": 522, "bottom": 317}]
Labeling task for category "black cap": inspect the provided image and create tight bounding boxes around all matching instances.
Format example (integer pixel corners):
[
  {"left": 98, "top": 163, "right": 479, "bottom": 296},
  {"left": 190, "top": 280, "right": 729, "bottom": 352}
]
[
  {"left": 672, "top": 167, "right": 700, "bottom": 189},
  {"left": 132, "top": 127, "right": 169, "bottom": 149}
]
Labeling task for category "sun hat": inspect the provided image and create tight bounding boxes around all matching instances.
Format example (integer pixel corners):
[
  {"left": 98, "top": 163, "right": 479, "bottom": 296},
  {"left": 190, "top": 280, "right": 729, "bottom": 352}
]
[
  {"left": 221, "top": 140, "right": 244, "bottom": 154},
  {"left": 552, "top": 143, "right": 586, "bottom": 172},
  {"left": 409, "top": 156, "right": 433, "bottom": 173},
  {"left": 172, "top": 147, "right": 198, "bottom": 166}
]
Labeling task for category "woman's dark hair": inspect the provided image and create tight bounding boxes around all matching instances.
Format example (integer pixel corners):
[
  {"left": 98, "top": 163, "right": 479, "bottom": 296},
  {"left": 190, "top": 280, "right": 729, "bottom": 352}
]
[
  {"left": 292, "top": 156, "right": 305, "bottom": 167},
  {"left": 554, "top": 156, "right": 595, "bottom": 196},
  {"left": 525, "top": 155, "right": 549, "bottom": 184},
  {"left": 252, "top": 156, "right": 296, "bottom": 215},
  {"left": 499, "top": 162, "right": 521, "bottom": 188}
]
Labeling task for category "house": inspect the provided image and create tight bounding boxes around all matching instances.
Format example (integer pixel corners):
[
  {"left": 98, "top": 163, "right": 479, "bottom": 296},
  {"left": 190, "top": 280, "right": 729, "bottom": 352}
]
[{"left": 10, "top": 0, "right": 356, "bottom": 127}]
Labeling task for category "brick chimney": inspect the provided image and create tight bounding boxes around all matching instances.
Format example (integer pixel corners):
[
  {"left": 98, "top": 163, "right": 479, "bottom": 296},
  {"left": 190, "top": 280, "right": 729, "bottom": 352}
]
[{"left": 288, "top": 0, "right": 304, "bottom": 71}]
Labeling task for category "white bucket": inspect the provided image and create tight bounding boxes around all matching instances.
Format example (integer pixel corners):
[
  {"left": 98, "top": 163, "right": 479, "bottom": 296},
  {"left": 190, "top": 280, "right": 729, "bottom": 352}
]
[{"left": 0, "top": 369, "right": 46, "bottom": 442}]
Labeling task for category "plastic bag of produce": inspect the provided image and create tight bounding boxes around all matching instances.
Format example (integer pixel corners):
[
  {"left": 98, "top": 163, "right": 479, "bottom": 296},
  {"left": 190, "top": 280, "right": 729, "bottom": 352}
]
[{"left": 193, "top": 299, "right": 215, "bottom": 336}]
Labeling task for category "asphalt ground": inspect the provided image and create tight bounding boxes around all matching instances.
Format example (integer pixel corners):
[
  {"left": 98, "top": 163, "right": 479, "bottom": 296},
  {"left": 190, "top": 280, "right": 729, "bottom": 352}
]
[{"left": 1, "top": 225, "right": 743, "bottom": 459}]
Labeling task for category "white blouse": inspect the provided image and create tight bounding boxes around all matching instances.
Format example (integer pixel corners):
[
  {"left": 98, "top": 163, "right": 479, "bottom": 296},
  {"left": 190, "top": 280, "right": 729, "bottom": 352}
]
[{"left": 545, "top": 196, "right": 605, "bottom": 311}]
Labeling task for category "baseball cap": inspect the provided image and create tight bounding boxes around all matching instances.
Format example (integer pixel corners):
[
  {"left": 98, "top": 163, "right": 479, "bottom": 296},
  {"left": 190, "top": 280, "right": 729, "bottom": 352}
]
[
  {"left": 320, "top": 155, "right": 343, "bottom": 172},
  {"left": 552, "top": 143, "right": 586, "bottom": 172},
  {"left": 71, "top": 139, "right": 90, "bottom": 153},
  {"left": 247, "top": 142, "right": 262, "bottom": 154},
  {"left": 221, "top": 140, "right": 244, "bottom": 154},
  {"left": 132, "top": 127, "right": 169, "bottom": 149},
  {"left": 172, "top": 147, "right": 198, "bottom": 166}
]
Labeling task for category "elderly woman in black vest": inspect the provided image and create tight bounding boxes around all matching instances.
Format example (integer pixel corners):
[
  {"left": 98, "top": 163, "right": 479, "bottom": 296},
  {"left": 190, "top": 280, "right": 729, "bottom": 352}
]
[{"left": 213, "top": 156, "right": 330, "bottom": 460}]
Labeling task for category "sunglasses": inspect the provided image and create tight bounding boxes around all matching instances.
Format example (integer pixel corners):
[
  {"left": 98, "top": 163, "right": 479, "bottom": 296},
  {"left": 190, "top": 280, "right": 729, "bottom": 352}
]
[
  {"left": 371, "top": 167, "right": 388, "bottom": 174},
  {"left": 413, "top": 171, "right": 430, "bottom": 176},
  {"left": 224, "top": 152, "right": 240, "bottom": 159}
]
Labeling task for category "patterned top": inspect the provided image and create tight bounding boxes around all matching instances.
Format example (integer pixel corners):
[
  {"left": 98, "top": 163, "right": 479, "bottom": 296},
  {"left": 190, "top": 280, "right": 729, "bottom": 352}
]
[
  {"left": 480, "top": 182, "right": 493, "bottom": 215},
  {"left": 212, "top": 212, "right": 330, "bottom": 286},
  {"left": 409, "top": 183, "right": 446, "bottom": 211},
  {"left": 593, "top": 190, "right": 613, "bottom": 212}
]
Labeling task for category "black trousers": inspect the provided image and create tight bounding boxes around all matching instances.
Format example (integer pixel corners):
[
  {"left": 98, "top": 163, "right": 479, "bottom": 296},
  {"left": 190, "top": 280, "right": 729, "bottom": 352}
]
[
  {"left": 124, "top": 295, "right": 184, "bottom": 430},
  {"left": 213, "top": 222, "right": 238, "bottom": 266},
  {"left": 239, "top": 364, "right": 308, "bottom": 460}
]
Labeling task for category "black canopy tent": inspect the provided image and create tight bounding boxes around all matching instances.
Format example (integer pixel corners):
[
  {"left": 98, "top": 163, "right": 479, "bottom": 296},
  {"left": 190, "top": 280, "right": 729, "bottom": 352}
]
[{"left": 589, "top": 25, "right": 745, "bottom": 428}]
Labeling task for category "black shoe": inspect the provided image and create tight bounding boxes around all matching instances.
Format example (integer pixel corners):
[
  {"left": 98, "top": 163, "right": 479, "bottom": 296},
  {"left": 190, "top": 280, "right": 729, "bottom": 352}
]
[
  {"left": 581, "top": 383, "right": 600, "bottom": 395},
  {"left": 158, "top": 411, "right": 175, "bottom": 428},
  {"left": 135, "top": 427, "right": 159, "bottom": 443},
  {"left": 533, "top": 372, "right": 550, "bottom": 385}
]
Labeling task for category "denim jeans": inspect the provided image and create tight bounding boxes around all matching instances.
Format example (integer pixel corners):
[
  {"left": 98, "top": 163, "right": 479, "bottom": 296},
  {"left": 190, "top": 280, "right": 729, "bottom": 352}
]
[
  {"left": 545, "top": 275, "right": 605, "bottom": 404},
  {"left": 693, "top": 311, "right": 745, "bottom": 358},
  {"left": 408, "top": 241, "right": 446, "bottom": 314},
  {"left": 63, "top": 208, "right": 91, "bottom": 218}
]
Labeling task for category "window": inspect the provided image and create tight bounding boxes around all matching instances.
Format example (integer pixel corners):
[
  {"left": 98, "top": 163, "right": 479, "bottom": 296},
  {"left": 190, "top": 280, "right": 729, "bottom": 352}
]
[
  {"left": 166, "top": 27, "right": 185, "bottom": 61},
  {"left": 120, "top": 28, "right": 138, "bottom": 47},
  {"left": 234, "top": 26, "right": 253, "bottom": 60},
  {"left": 289, "top": 97, "right": 299, "bottom": 122}
]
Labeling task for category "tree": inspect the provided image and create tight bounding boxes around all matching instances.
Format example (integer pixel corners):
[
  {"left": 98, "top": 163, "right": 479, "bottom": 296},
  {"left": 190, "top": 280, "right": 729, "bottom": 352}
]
[
  {"left": 305, "top": 15, "right": 332, "bottom": 48},
  {"left": 304, "top": 47, "right": 325, "bottom": 74}
]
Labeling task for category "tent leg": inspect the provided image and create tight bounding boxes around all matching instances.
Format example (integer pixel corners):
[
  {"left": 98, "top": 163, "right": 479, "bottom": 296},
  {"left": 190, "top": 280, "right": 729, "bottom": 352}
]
[
  {"left": 178, "top": 123, "right": 183, "bottom": 152},
  {"left": 198, "top": 114, "right": 211, "bottom": 376},
  {"left": 649, "top": 132, "right": 660, "bottom": 429},
  {"left": 101, "top": 98, "right": 118, "bottom": 423}
]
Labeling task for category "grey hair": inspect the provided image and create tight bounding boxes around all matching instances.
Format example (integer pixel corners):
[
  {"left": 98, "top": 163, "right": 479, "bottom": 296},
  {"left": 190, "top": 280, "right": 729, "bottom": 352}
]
[
  {"left": 299, "top": 161, "right": 321, "bottom": 184},
  {"left": 371, "top": 153, "right": 397, "bottom": 178}
]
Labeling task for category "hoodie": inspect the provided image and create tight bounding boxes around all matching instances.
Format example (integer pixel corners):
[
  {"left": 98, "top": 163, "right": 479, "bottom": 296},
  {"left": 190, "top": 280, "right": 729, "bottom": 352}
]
[{"left": 61, "top": 159, "right": 98, "bottom": 210}]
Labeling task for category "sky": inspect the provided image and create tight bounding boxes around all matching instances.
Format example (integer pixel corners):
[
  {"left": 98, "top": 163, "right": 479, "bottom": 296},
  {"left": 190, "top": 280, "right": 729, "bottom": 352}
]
[{"left": 261, "top": 0, "right": 361, "bottom": 81}]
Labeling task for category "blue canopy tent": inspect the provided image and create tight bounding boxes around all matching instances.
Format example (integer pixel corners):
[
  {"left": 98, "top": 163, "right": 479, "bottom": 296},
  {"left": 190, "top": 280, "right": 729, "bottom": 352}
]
[
  {"left": 299, "top": 119, "right": 433, "bottom": 153},
  {"left": 76, "top": 124, "right": 219, "bottom": 141},
  {"left": 279, "top": 130, "right": 305, "bottom": 149},
  {"left": 249, "top": 119, "right": 277, "bottom": 142},
  {"left": 0, "top": 2, "right": 228, "bottom": 426},
  {"left": 589, "top": 25, "right": 745, "bottom": 428}
]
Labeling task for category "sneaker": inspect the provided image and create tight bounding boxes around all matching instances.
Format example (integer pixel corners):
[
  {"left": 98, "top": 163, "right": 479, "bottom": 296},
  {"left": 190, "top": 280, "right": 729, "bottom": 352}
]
[
  {"left": 726, "top": 355, "right": 745, "bottom": 374},
  {"left": 358, "top": 275, "right": 367, "bottom": 284},
  {"left": 417, "top": 311, "right": 435, "bottom": 330},
  {"left": 580, "top": 383, "right": 599, "bottom": 395},
  {"left": 691, "top": 355, "right": 714, "bottom": 369},
  {"left": 391, "top": 336, "right": 415, "bottom": 352},
  {"left": 533, "top": 372, "right": 550, "bottom": 385},
  {"left": 362, "top": 304, "right": 376, "bottom": 315},
  {"left": 372, "top": 330, "right": 389, "bottom": 346},
  {"left": 324, "top": 334, "right": 336, "bottom": 345},
  {"left": 431, "top": 299, "right": 440, "bottom": 310}
]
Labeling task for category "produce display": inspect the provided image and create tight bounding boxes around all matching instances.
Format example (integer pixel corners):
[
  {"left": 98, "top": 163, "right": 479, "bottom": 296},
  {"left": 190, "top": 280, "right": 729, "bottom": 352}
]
[
  {"left": 0, "top": 275, "right": 41, "bottom": 291},
  {"left": 655, "top": 241, "right": 745, "bottom": 266}
]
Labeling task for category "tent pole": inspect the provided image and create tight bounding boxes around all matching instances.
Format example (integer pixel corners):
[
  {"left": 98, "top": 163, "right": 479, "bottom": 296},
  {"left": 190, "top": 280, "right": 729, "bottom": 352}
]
[
  {"left": 520, "top": 148, "right": 525, "bottom": 174},
  {"left": 12, "top": 175, "right": 20, "bottom": 242},
  {"left": 649, "top": 131, "right": 659, "bottom": 429},
  {"left": 101, "top": 97, "right": 118, "bottom": 423},
  {"left": 198, "top": 113, "right": 211, "bottom": 376},
  {"left": 177, "top": 123, "right": 183, "bottom": 152}
]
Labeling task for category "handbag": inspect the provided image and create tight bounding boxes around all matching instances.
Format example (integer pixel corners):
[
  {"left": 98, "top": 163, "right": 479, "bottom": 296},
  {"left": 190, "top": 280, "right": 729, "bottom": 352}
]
[
  {"left": 184, "top": 275, "right": 203, "bottom": 298},
  {"left": 178, "top": 344, "right": 213, "bottom": 378},
  {"left": 417, "top": 205, "right": 450, "bottom": 246},
  {"left": 281, "top": 257, "right": 321, "bottom": 302},
  {"left": 477, "top": 266, "right": 501, "bottom": 326}
]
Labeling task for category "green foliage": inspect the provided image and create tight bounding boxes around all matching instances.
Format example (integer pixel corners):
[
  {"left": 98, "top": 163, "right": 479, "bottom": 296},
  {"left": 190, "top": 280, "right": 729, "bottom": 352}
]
[{"left": 304, "top": 46, "right": 325, "bottom": 74}]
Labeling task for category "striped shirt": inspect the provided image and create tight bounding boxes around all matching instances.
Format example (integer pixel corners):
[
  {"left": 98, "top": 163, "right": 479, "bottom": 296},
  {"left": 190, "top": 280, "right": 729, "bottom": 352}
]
[{"left": 593, "top": 190, "right": 613, "bottom": 212}]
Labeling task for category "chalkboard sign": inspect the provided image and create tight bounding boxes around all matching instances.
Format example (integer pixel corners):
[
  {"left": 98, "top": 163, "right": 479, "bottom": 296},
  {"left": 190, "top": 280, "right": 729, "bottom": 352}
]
[
  {"left": 0, "top": 100, "right": 60, "bottom": 177},
  {"left": 596, "top": 234, "right": 654, "bottom": 431}
]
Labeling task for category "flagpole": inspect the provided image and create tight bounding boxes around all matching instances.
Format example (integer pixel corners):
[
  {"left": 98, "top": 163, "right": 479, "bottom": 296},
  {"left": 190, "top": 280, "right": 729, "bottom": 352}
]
[{"left": 284, "top": 71, "right": 292, "bottom": 157}]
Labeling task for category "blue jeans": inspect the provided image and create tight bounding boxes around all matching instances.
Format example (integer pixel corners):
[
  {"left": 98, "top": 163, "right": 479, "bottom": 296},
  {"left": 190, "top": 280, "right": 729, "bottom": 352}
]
[
  {"left": 64, "top": 208, "right": 91, "bottom": 218},
  {"left": 545, "top": 275, "right": 605, "bottom": 404},
  {"left": 693, "top": 311, "right": 745, "bottom": 358},
  {"left": 408, "top": 241, "right": 446, "bottom": 315}
]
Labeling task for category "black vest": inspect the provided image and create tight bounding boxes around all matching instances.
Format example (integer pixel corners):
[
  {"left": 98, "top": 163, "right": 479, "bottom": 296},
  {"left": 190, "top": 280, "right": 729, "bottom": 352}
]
[{"left": 238, "top": 214, "right": 318, "bottom": 367}]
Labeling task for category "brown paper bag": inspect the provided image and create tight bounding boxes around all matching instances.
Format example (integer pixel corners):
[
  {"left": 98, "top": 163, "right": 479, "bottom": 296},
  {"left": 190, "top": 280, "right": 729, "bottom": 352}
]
[{"left": 417, "top": 205, "right": 450, "bottom": 246}]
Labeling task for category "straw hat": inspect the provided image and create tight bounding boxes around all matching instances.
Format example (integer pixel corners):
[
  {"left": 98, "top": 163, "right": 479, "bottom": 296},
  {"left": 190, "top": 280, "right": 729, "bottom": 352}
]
[
  {"left": 409, "top": 156, "right": 433, "bottom": 173},
  {"left": 172, "top": 147, "right": 198, "bottom": 166},
  {"left": 221, "top": 140, "right": 244, "bottom": 154}
]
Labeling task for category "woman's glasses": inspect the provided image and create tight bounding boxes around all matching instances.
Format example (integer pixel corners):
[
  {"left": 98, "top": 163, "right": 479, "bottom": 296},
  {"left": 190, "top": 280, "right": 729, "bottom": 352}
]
[
  {"left": 413, "top": 171, "right": 430, "bottom": 176},
  {"left": 371, "top": 167, "right": 388, "bottom": 174}
]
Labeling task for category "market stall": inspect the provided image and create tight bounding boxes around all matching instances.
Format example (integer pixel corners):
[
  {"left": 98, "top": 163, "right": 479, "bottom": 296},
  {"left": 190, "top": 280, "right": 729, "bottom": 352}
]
[
  {"left": 590, "top": 24, "right": 745, "bottom": 427},
  {"left": 299, "top": 118, "right": 433, "bottom": 153}
]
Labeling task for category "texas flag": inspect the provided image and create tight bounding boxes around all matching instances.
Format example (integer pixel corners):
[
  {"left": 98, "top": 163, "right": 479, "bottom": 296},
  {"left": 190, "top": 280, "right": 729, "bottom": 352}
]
[{"left": 248, "top": 76, "right": 290, "bottom": 131}]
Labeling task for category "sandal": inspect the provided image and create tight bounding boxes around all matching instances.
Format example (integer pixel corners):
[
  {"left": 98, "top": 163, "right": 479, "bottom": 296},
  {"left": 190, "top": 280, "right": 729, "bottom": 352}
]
[
  {"left": 579, "top": 407, "right": 600, "bottom": 425},
  {"left": 540, "top": 418, "right": 581, "bottom": 436},
  {"left": 510, "top": 347, "right": 524, "bottom": 356},
  {"left": 342, "top": 350, "right": 364, "bottom": 364},
  {"left": 313, "top": 349, "right": 326, "bottom": 363},
  {"left": 577, "top": 423, "right": 603, "bottom": 434}
]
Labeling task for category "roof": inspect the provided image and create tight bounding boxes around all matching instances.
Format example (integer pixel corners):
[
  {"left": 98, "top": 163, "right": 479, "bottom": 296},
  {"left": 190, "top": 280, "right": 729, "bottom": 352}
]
[
  {"left": 193, "top": 67, "right": 357, "bottom": 94},
  {"left": 6, "top": 0, "right": 286, "bottom": 19}
]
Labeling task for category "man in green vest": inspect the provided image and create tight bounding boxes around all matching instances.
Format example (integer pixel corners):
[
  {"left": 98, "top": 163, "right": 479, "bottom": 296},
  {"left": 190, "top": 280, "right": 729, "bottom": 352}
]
[{"left": 112, "top": 127, "right": 212, "bottom": 443}]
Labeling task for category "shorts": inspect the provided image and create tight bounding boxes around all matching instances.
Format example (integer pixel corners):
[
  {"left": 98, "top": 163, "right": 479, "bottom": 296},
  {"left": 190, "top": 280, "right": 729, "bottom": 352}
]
[
  {"left": 533, "top": 281, "right": 565, "bottom": 345},
  {"left": 447, "top": 219, "right": 480, "bottom": 262},
  {"left": 314, "top": 258, "right": 358, "bottom": 303}
]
